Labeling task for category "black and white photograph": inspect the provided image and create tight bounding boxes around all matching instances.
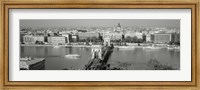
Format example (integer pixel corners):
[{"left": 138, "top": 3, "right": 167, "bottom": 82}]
[{"left": 20, "top": 19, "right": 180, "bottom": 70}]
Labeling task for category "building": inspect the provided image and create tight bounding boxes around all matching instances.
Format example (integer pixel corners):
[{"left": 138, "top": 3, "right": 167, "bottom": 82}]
[
  {"left": 110, "top": 33, "right": 122, "bottom": 40},
  {"left": 134, "top": 32, "right": 143, "bottom": 39},
  {"left": 77, "top": 30, "right": 87, "bottom": 33},
  {"left": 33, "top": 36, "right": 44, "bottom": 42},
  {"left": 171, "top": 33, "right": 180, "bottom": 43},
  {"left": 20, "top": 31, "right": 26, "bottom": 43},
  {"left": 115, "top": 23, "right": 122, "bottom": 32},
  {"left": 48, "top": 36, "right": 65, "bottom": 44},
  {"left": 124, "top": 31, "right": 135, "bottom": 38},
  {"left": 114, "top": 23, "right": 124, "bottom": 33},
  {"left": 146, "top": 34, "right": 151, "bottom": 42},
  {"left": 61, "top": 33, "right": 70, "bottom": 43},
  {"left": 78, "top": 32, "right": 99, "bottom": 40},
  {"left": 20, "top": 58, "right": 45, "bottom": 70},
  {"left": 23, "top": 35, "right": 34, "bottom": 44},
  {"left": 124, "top": 32, "right": 143, "bottom": 39},
  {"left": 23, "top": 35, "right": 44, "bottom": 44},
  {"left": 103, "top": 32, "right": 122, "bottom": 41},
  {"left": 71, "top": 35, "right": 78, "bottom": 42},
  {"left": 151, "top": 33, "right": 172, "bottom": 43}
]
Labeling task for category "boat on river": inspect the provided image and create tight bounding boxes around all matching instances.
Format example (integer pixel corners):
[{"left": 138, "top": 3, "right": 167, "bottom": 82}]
[
  {"left": 64, "top": 54, "right": 80, "bottom": 59},
  {"left": 168, "top": 46, "right": 180, "bottom": 51},
  {"left": 143, "top": 45, "right": 161, "bottom": 50},
  {"left": 53, "top": 45, "right": 61, "bottom": 48},
  {"left": 117, "top": 46, "right": 135, "bottom": 50}
]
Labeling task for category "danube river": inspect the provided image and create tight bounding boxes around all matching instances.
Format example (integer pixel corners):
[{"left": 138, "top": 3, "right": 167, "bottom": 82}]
[{"left": 20, "top": 46, "right": 180, "bottom": 70}]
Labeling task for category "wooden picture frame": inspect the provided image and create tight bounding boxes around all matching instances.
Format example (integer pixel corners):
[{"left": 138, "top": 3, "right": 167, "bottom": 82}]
[{"left": 0, "top": 0, "right": 199, "bottom": 90}]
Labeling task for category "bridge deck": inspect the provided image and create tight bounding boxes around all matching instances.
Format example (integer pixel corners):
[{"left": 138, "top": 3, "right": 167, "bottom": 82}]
[{"left": 84, "top": 46, "right": 113, "bottom": 70}]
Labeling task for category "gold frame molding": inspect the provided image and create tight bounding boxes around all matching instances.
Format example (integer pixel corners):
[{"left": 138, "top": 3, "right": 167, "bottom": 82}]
[{"left": 0, "top": 0, "right": 199, "bottom": 90}]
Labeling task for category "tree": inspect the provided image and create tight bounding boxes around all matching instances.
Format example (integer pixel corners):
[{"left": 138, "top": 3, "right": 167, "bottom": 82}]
[
  {"left": 142, "top": 34, "right": 146, "bottom": 42},
  {"left": 137, "top": 38, "right": 143, "bottom": 43},
  {"left": 169, "top": 41, "right": 173, "bottom": 45},
  {"left": 125, "top": 36, "right": 132, "bottom": 43},
  {"left": 122, "top": 34, "right": 125, "bottom": 41},
  {"left": 35, "top": 40, "right": 39, "bottom": 44},
  {"left": 98, "top": 35, "right": 103, "bottom": 42},
  {"left": 86, "top": 37, "right": 91, "bottom": 42},
  {"left": 91, "top": 36, "right": 98, "bottom": 42},
  {"left": 132, "top": 36, "right": 138, "bottom": 43}
]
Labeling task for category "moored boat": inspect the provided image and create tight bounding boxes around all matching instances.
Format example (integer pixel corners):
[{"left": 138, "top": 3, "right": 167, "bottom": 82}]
[
  {"left": 167, "top": 46, "right": 180, "bottom": 50},
  {"left": 64, "top": 54, "right": 80, "bottom": 59},
  {"left": 117, "top": 46, "right": 135, "bottom": 50},
  {"left": 143, "top": 46, "right": 161, "bottom": 50},
  {"left": 53, "top": 45, "right": 61, "bottom": 48}
]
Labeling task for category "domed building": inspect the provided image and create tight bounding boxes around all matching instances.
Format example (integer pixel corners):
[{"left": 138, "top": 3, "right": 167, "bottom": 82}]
[{"left": 114, "top": 23, "right": 123, "bottom": 32}]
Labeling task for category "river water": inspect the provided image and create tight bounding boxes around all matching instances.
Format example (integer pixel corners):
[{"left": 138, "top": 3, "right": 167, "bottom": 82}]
[{"left": 20, "top": 46, "right": 180, "bottom": 70}]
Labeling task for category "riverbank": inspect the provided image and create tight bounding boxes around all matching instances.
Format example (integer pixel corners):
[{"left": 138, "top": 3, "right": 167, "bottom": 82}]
[
  {"left": 21, "top": 44, "right": 102, "bottom": 48},
  {"left": 21, "top": 44, "right": 179, "bottom": 49}
]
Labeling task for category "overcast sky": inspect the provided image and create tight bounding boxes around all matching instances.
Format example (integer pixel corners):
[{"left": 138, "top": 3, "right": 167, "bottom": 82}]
[{"left": 20, "top": 19, "right": 180, "bottom": 28}]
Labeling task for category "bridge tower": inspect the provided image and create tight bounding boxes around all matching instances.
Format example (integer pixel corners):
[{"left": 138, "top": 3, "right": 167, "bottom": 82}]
[{"left": 103, "top": 37, "right": 111, "bottom": 46}]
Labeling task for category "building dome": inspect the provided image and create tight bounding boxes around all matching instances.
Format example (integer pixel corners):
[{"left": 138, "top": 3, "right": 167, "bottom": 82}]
[{"left": 117, "top": 23, "right": 121, "bottom": 27}]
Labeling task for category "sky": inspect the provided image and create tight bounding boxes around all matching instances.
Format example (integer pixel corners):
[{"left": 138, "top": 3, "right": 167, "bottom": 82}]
[{"left": 20, "top": 19, "right": 180, "bottom": 28}]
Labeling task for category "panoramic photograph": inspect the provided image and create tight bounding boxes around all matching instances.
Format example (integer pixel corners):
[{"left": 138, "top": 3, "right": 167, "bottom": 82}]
[{"left": 19, "top": 19, "right": 180, "bottom": 70}]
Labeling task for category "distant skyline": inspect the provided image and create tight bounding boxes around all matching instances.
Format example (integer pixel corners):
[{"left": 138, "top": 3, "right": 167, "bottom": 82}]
[{"left": 20, "top": 19, "right": 180, "bottom": 28}]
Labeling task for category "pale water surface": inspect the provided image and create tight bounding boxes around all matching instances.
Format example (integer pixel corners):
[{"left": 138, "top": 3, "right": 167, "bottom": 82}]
[{"left": 20, "top": 46, "right": 180, "bottom": 70}]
